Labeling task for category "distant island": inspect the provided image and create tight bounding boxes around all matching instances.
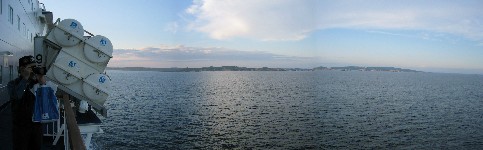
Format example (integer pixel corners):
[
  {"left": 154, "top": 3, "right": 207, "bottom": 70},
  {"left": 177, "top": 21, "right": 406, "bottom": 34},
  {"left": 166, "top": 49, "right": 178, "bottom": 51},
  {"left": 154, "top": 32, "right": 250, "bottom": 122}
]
[
  {"left": 107, "top": 66, "right": 421, "bottom": 73},
  {"left": 313, "top": 66, "right": 420, "bottom": 72}
]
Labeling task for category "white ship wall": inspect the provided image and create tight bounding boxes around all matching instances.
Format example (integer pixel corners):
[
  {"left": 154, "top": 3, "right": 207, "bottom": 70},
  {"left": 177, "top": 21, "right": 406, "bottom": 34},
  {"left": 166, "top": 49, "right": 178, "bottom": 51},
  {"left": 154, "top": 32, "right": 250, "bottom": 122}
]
[{"left": 0, "top": 0, "right": 45, "bottom": 105}]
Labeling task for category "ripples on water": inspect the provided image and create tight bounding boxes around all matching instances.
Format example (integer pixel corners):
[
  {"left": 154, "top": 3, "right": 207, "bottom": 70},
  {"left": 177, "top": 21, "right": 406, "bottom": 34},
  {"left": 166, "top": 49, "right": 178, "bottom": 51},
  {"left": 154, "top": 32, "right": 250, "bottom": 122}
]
[{"left": 93, "top": 71, "right": 483, "bottom": 149}]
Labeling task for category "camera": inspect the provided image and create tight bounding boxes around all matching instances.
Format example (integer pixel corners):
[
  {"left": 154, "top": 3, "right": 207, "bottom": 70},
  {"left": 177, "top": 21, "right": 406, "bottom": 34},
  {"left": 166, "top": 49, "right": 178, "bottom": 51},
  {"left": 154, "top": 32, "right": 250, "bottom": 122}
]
[{"left": 33, "top": 66, "right": 47, "bottom": 75}]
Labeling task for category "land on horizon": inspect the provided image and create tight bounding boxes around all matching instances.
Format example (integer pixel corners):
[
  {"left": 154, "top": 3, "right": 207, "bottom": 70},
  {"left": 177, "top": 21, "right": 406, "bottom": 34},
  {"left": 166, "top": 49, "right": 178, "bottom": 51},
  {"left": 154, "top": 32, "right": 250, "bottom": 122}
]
[{"left": 107, "top": 66, "right": 421, "bottom": 73}]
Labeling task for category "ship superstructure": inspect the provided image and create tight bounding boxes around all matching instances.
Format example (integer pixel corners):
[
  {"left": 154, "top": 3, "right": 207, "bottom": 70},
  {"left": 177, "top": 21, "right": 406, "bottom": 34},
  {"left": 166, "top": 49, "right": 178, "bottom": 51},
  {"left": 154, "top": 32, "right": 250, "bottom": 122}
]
[{"left": 1, "top": 0, "right": 47, "bottom": 88}]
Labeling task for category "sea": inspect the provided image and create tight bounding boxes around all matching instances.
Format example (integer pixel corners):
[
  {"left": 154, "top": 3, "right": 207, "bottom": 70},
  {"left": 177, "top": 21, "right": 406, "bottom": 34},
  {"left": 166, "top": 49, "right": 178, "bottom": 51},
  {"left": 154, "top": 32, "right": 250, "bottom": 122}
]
[{"left": 92, "top": 70, "right": 483, "bottom": 149}]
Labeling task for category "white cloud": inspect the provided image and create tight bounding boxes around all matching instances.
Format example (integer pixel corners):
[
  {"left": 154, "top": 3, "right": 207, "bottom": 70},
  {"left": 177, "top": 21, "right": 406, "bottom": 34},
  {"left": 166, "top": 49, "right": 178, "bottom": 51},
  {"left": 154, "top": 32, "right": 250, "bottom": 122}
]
[
  {"left": 109, "top": 45, "right": 321, "bottom": 68},
  {"left": 366, "top": 30, "right": 415, "bottom": 38},
  {"left": 186, "top": 0, "right": 483, "bottom": 41},
  {"left": 186, "top": 0, "right": 317, "bottom": 40},
  {"left": 164, "top": 22, "right": 179, "bottom": 33}
]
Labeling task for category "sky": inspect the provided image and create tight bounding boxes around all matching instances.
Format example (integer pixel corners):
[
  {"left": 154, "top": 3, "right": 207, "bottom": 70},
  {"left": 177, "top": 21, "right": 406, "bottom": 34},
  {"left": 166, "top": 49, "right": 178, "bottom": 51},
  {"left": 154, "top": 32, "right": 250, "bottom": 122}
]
[{"left": 41, "top": 0, "right": 483, "bottom": 74}]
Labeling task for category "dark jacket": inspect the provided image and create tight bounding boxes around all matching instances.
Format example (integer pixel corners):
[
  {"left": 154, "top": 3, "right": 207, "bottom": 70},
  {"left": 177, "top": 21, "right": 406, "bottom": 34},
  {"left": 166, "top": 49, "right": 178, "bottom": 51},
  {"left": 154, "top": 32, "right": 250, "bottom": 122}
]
[
  {"left": 8, "top": 77, "right": 43, "bottom": 150},
  {"left": 7, "top": 77, "right": 37, "bottom": 124}
]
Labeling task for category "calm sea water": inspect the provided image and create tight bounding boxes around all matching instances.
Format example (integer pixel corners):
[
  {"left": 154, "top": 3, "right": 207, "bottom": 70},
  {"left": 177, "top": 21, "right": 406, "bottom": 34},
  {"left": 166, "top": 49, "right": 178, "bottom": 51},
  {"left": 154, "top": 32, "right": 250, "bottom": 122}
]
[{"left": 93, "top": 70, "right": 483, "bottom": 149}]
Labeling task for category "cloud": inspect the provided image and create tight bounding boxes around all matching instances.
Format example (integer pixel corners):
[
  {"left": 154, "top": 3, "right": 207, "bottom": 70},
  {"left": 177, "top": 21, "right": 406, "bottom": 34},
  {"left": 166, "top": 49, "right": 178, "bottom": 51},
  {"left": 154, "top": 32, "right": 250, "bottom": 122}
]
[
  {"left": 186, "top": 0, "right": 317, "bottom": 40},
  {"left": 366, "top": 30, "right": 415, "bottom": 38},
  {"left": 164, "top": 22, "right": 179, "bottom": 33},
  {"left": 109, "top": 45, "right": 320, "bottom": 68},
  {"left": 186, "top": 0, "right": 483, "bottom": 41}
]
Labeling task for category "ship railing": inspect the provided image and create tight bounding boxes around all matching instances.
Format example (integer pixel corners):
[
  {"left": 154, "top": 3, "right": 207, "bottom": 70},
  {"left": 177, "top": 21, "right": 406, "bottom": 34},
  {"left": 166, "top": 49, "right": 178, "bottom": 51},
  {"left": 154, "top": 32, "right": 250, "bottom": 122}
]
[{"left": 43, "top": 91, "right": 87, "bottom": 150}]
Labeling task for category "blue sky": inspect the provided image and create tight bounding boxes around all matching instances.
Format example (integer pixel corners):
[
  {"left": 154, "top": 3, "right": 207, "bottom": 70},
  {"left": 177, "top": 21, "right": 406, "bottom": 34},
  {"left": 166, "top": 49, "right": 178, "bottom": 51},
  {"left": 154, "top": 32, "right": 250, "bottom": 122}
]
[{"left": 41, "top": 0, "right": 483, "bottom": 74}]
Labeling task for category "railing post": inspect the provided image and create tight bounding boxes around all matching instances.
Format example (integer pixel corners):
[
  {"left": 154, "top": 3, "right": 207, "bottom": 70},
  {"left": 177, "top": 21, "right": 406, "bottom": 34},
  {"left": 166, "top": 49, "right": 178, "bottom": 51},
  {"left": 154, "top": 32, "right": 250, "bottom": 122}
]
[{"left": 62, "top": 92, "right": 86, "bottom": 150}]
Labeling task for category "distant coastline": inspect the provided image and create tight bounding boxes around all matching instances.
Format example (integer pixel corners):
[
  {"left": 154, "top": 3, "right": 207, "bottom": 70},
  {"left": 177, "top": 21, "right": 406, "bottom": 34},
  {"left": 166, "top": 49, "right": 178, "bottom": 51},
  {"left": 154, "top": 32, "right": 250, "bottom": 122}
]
[
  {"left": 313, "top": 66, "right": 420, "bottom": 72},
  {"left": 107, "top": 66, "right": 421, "bottom": 73}
]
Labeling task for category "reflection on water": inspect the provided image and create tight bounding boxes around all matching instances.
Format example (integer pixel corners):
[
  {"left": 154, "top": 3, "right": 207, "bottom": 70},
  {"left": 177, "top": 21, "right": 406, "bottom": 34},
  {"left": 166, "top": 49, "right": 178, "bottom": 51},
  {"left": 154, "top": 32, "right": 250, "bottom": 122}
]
[{"left": 94, "top": 71, "right": 483, "bottom": 149}]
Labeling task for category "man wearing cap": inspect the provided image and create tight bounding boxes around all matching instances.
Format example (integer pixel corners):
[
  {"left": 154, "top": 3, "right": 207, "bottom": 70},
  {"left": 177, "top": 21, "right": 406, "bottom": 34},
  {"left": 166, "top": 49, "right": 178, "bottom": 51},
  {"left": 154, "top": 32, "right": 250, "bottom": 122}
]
[{"left": 7, "top": 55, "right": 45, "bottom": 150}]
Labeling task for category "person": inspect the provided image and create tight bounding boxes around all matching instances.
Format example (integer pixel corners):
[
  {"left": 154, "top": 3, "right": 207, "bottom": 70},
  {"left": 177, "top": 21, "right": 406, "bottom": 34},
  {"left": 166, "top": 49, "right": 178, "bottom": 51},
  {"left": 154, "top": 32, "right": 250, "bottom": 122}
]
[{"left": 7, "top": 55, "right": 46, "bottom": 150}]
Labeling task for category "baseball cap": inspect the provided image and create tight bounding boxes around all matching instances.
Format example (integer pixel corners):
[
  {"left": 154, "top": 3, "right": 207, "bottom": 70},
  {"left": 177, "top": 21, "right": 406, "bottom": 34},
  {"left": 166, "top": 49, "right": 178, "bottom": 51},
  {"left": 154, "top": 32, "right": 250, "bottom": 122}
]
[{"left": 19, "top": 55, "right": 36, "bottom": 67}]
